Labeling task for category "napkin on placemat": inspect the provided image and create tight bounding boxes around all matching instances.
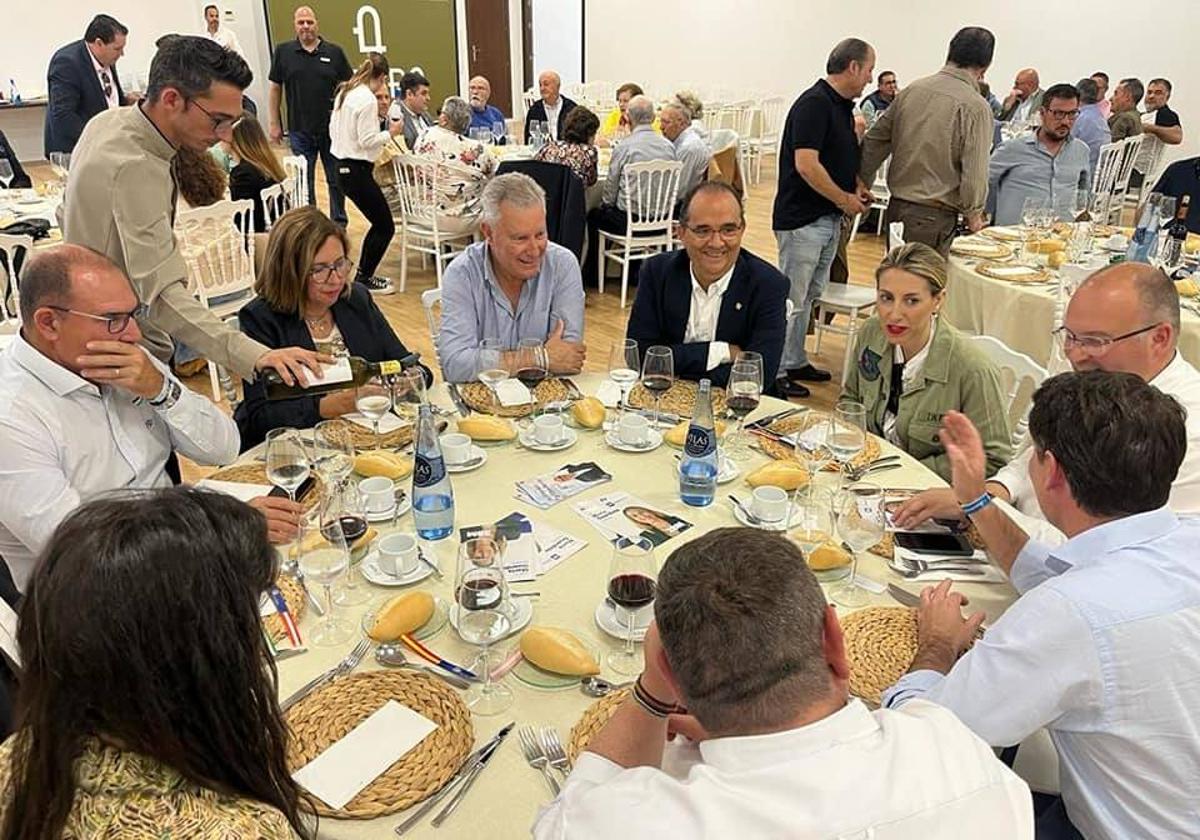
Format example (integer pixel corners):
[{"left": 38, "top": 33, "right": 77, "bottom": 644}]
[
  {"left": 595, "top": 379, "right": 622, "bottom": 408},
  {"left": 197, "top": 479, "right": 268, "bottom": 502},
  {"left": 494, "top": 379, "right": 532, "bottom": 406},
  {"left": 345, "top": 411, "right": 406, "bottom": 433},
  {"left": 292, "top": 700, "right": 437, "bottom": 810}
]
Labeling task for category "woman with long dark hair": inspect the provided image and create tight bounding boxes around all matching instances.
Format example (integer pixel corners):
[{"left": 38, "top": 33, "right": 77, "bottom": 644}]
[
  {"left": 230, "top": 113, "right": 288, "bottom": 232},
  {"left": 0, "top": 487, "right": 311, "bottom": 838}
]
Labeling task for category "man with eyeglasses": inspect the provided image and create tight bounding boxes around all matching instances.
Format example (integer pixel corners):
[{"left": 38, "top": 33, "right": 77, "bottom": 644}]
[
  {"left": 626, "top": 182, "right": 788, "bottom": 388},
  {"left": 987, "top": 83, "right": 1091, "bottom": 226},
  {"left": 895, "top": 262, "right": 1200, "bottom": 547},
  {"left": 65, "top": 35, "right": 324, "bottom": 391}
]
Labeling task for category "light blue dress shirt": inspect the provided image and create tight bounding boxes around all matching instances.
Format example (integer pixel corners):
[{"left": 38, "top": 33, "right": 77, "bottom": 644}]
[
  {"left": 469, "top": 104, "right": 507, "bottom": 138},
  {"left": 987, "top": 132, "right": 1091, "bottom": 225},
  {"left": 1072, "top": 103, "right": 1112, "bottom": 178},
  {"left": 436, "top": 241, "right": 585, "bottom": 382},
  {"left": 603, "top": 124, "right": 677, "bottom": 211},
  {"left": 883, "top": 507, "right": 1200, "bottom": 840},
  {"left": 673, "top": 126, "right": 711, "bottom": 196}
]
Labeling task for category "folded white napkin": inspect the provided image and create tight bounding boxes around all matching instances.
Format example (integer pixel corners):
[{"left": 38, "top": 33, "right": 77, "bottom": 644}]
[
  {"left": 495, "top": 378, "right": 533, "bottom": 407},
  {"left": 344, "top": 411, "right": 406, "bottom": 433},
  {"left": 196, "top": 479, "right": 267, "bottom": 503},
  {"left": 889, "top": 547, "right": 1008, "bottom": 583},
  {"left": 596, "top": 379, "right": 623, "bottom": 408}
]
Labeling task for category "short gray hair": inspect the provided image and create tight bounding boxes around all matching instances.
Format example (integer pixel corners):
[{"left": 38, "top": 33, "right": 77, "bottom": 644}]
[
  {"left": 674, "top": 90, "right": 702, "bottom": 120},
  {"left": 625, "top": 95, "right": 655, "bottom": 127},
  {"left": 480, "top": 172, "right": 546, "bottom": 226},
  {"left": 661, "top": 101, "right": 690, "bottom": 122},
  {"left": 440, "top": 96, "right": 472, "bottom": 135}
]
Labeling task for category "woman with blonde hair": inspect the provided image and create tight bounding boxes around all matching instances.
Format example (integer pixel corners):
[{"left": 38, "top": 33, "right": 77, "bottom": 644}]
[
  {"left": 234, "top": 206, "right": 431, "bottom": 449},
  {"left": 329, "top": 51, "right": 406, "bottom": 295},
  {"left": 841, "top": 243, "right": 1011, "bottom": 480},
  {"left": 229, "top": 113, "right": 286, "bottom": 232}
]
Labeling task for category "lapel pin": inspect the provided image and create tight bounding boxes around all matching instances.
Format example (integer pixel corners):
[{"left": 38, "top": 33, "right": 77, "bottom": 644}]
[{"left": 735, "top": 302, "right": 743, "bottom": 310}]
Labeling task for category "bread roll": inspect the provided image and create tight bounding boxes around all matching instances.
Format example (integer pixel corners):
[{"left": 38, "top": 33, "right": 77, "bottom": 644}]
[
  {"left": 1028, "top": 237, "right": 1066, "bottom": 254},
  {"left": 457, "top": 415, "right": 517, "bottom": 441},
  {"left": 746, "top": 460, "right": 810, "bottom": 491},
  {"left": 1176, "top": 279, "right": 1199, "bottom": 298},
  {"left": 571, "top": 397, "right": 606, "bottom": 429},
  {"left": 1047, "top": 251, "right": 1067, "bottom": 269},
  {"left": 665, "top": 419, "right": 728, "bottom": 447},
  {"left": 807, "top": 542, "right": 851, "bottom": 571},
  {"left": 354, "top": 451, "right": 413, "bottom": 480},
  {"left": 368, "top": 591, "right": 436, "bottom": 642},
  {"left": 519, "top": 626, "right": 600, "bottom": 676}
]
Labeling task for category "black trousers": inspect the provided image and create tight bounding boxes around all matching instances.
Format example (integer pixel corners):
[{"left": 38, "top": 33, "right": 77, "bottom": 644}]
[
  {"left": 584, "top": 203, "right": 636, "bottom": 286},
  {"left": 335, "top": 158, "right": 395, "bottom": 278}
]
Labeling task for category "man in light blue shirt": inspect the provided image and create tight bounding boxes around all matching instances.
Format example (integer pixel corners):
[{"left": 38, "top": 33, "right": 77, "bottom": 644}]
[
  {"left": 1071, "top": 77, "right": 1111, "bottom": 178},
  {"left": 988, "top": 83, "right": 1091, "bottom": 224},
  {"left": 659, "top": 102, "right": 710, "bottom": 197},
  {"left": 467, "top": 75, "right": 507, "bottom": 143},
  {"left": 437, "top": 172, "right": 586, "bottom": 383},
  {"left": 883, "top": 370, "right": 1200, "bottom": 840}
]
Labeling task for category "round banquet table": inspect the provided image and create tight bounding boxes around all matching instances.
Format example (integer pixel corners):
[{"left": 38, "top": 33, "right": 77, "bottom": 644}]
[{"left": 265, "top": 375, "right": 1019, "bottom": 839}]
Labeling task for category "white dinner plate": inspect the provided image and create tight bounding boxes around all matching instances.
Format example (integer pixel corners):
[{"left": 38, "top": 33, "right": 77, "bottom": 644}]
[
  {"left": 594, "top": 600, "right": 653, "bottom": 642},
  {"left": 359, "top": 549, "right": 434, "bottom": 587},
  {"left": 604, "top": 429, "right": 664, "bottom": 453},
  {"left": 449, "top": 596, "right": 533, "bottom": 641},
  {"left": 518, "top": 426, "right": 578, "bottom": 452},
  {"left": 446, "top": 445, "right": 488, "bottom": 473},
  {"left": 730, "top": 499, "right": 803, "bottom": 531}
]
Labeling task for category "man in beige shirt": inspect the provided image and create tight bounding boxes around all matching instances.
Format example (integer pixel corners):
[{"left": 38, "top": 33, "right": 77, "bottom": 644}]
[
  {"left": 860, "top": 27, "right": 996, "bottom": 256},
  {"left": 65, "top": 35, "right": 320, "bottom": 385}
]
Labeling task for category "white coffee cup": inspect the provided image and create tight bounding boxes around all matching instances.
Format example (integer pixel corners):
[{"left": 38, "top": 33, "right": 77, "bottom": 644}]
[
  {"left": 377, "top": 532, "right": 419, "bottom": 577},
  {"left": 533, "top": 413, "right": 565, "bottom": 445},
  {"left": 1108, "top": 233, "right": 1129, "bottom": 250},
  {"left": 617, "top": 413, "right": 650, "bottom": 446},
  {"left": 440, "top": 432, "right": 472, "bottom": 465},
  {"left": 358, "top": 476, "right": 395, "bottom": 514},
  {"left": 751, "top": 486, "right": 790, "bottom": 525}
]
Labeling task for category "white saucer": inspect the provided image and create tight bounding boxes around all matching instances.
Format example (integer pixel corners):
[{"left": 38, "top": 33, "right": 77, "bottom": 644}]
[
  {"left": 594, "top": 600, "right": 652, "bottom": 642},
  {"left": 449, "top": 596, "right": 533, "bottom": 640},
  {"left": 677, "top": 455, "right": 739, "bottom": 484},
  {"left": 360, "top": 549, "right": 434, "bottom": 586},
  {"left": 446, "top": 445, "right": 487, "bottom": 473},
  {"left": 365, "top": 493, "right": 412, "bottom": 522},
  {"left": 604, "top": 429, "right": 664, "bottom": 453},
  {"left": 518, "top": 426, "right": 578, "bottom": 452},
  {"left": 731, "top": 499, "right": 803, "bottom": 531}
]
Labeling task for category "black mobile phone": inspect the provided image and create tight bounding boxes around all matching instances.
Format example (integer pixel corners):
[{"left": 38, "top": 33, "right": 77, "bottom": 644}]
[
  {"left": 270, "top": 475, "right": 315, "bottom": 500},
  {"left": 893, "top": 531, "right": 975, "bottom": 557}
]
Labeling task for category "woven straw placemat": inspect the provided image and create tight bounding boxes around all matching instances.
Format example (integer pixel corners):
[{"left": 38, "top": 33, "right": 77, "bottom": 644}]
[
  {"left": 626, "top": 380, "right": 728, "bottom": 417},
  {"left": 286, "top": 671, "right": 474, "bottom": 819},
  {"left": 206, "top": 463, "right": 325, "bottom": 511},
  {"left": 329, "top": 416, "right": 414, "bottom": 450},
  {"left": 458, "top": 379, "right": 570, "bottom": 417},
  {"left": 263, "top": 576, "right": 306, "bottom": 642},
  {"left": 567, "top": 687, "right": 631, "bottom": 763},
  {"left": 758, "top": 412, "right": 881, "bottom": 471},
  {"left": 842, "top": 607, "right": 918, "bottom": 706}
]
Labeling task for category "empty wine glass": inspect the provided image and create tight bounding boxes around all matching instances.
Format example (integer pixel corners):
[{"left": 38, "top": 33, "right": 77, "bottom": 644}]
[
  {"left": 1020, "top": 197, "right": 1048, "bottom": 263},
  {"left": 724, "top": 359, "right": 762, "bottom": 460},
  {"left": 301, "top": 513, "right": 355, "bottom": 646},
  {"left": 793, "top": 416, "right": 834, "bottom": 507},
  {"left": 793, "top": 487, "right": 845, "bottom": 582},
  {"left": 641, "top": 346, "right": 674, "bottom": 426},
  {"left": 265, "top": 428, "right": 310, "bottom": 502},
  {"left": 478, "top": 338, "right": 509, "bottom": 412},
  {"left": 0, "top": 161, "right": 13, "bottom": 190},
  {"left": 831, "top": 400, "right": 867, "bottom": 488},
  {"left": 355, "top": 374, "right": 392, "bottom": 451},
  {"left": 492, "top": 120, "right": 506, "bottom": 145},
  {"left": 312, "top": 420, "right": 354, "bottom": 488},
  {"left": 832, "top": 483, "right": 886, "bottom": 607},
  {"left": 609, "top": 339, "right": 640, "bottom": 423},
  {"left": 606, "top": 536, "right": 657, "bottom": 675},
  {"left": 454, "top": 536, "right": 514, "bottom": 715}
]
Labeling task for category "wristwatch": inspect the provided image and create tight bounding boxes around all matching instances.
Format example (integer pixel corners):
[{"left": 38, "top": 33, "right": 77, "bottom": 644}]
[{"left": 148, "top": 378, "right": 183, "bottom": 411}]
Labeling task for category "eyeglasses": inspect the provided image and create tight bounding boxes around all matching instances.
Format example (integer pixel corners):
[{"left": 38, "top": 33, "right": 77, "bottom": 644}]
[
  {"left": 189, "top": 98, "right": 242, "bottom": 132},
  {"left": 310, "top": 257, "right": 355, "bottom": 283},
  {"left": 681, "top": 223, "right": 744, "bottom": 240},
  {"left": 1045, "top": 109, "right": 1081, "bottom": 120},
  {"left": 1052, "top": 322, "right": 1159, "bottom": 354},
  {"left": 47, "top": 303, "right": 148, "bottom": 334}
]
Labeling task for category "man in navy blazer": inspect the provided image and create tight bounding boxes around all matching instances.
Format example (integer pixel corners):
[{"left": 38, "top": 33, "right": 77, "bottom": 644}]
[
  {"left": 44, "top": 14, "right": 129, "bottom": 155},
  {"left": 626, "top": 182, "right": 789, "bottom": 390},
  {"left": 524, "top": 70, "right": 577, "bottom": 144}
]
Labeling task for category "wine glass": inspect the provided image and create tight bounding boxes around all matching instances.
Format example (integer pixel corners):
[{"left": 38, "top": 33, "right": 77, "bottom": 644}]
[
  {"left": 454, "top": 536, "right": 514, "bottom": 715},
  {"left": 606, "top": 536, "right": 657, "bottom": 675},
  {"left": 265, "top": 428, "right": 310, "bottom": 502},
  {"left": 478, "top": 338, "right": 509, "bottom": 412},
  {"left": 640, "top": 346, "right": 674, "bottom": 426},
  {"left": 322, "top": 483, "right": 372, "bottom": 607},
  {"left": 355, "top": 374, "right": 393, "bottom": 451},
  {"left": 792, "top": 487, "right": 845, "bottom": 582},
  {"left": 1020, "top": 197, "right": 1048, "bottom": 264},
  {"left": 515, "top": 339, "right": 549, "bottom": 421},
  {"left": 793, "top": 416, "right": 834, "bottom": 507},
  {"left": 608, "top": 339, "right": 640, "bottom": 423},
  {"left": 300, "top": 513, "right": 355, "bottom": 646},
  {"left": 724, "top": 360, "right": 762, "bottom": 461},
  {"left": 0, "top": 161, "right": 13, "bottom": 190},
  {"left": 312, "top": 420, "right": 354, "bottom": 489},
  {"left": 492, "top": 121, "right": 507, "bottom": 145},
  {"left": 831, "top": 483, "right": 886, "bottom": 607},
  {"left": 831, "top": 400, "right": 867, "bottom": 488}
]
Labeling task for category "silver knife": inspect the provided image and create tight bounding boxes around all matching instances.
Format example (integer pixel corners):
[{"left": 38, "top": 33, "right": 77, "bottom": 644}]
[
  {"left": 563, "top": 378, "right": 585, "bottom": 400},
  {"left": 416, "top": 546, "right": 443, "bottom": 580},
  {"left": 887, "top": 583, "right": 920, "bottom": 607},
  {"left": 447, "top": 384, "right": 470, "bottom": 418},
  {"left": 394, "top": 722, "right": 514, "bottom": 835},
  {"left": 747, "top": 406, "right": 805, "bottom": 429},
  {"left": 431, "top": 722, "right": 514, "bottom": 827}
]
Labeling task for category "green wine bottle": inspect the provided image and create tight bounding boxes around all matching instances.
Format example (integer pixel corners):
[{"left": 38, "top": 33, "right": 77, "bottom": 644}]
[{"left": 263, "top": 356, "right": 407, "bottom": 400}]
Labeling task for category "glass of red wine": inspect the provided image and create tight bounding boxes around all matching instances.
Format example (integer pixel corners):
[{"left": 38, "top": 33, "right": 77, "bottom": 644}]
[
  {"left": 515, "top": 339, "right": 549, "bottom": 423},
  {"left": 725, "top": 356, "right": 762, "bottom": 461},
  {"left": 640, "top": 346, "right": 674, "bottom": 427},
  {"left": 321, "top": 483, "right": 372, "bottom": 607},
  {"left": 606, "top": 536, "right": 658, "bottom": 675},
  {"left": 454, "top": 536, "right": 514, "bottom": 715}
]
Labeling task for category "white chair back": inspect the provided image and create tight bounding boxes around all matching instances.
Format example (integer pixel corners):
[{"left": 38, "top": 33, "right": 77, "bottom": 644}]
[
  {"left": 758, "top": 96, "right": 786, "bottom": 145},
  {"left": 260, "top": 183, "right": 288, "bottom": 231},
  {"left": 421, "top": 288, "right": 442, "bottom": 361},
  {"left": 393, "top": 155, "right": 440, "bottom": 224},
  {"left": 0, "top": 233, "right": 34, "bottom": 328},
  {"left": 176, "top": 199, "right": 257, "bottom": 306},
  {"left": 1105, "top": 135, "right": 1145, "bottom": 224},
  {"left": 887, "top": 221, "right": 906, "bottom": 251},
  {"left": 521, "top": 89, "right": 538, "bottom": 116},
  {"left": 1091, "top": 140, "right": 1123, "bottom": 197},
  {"left": 282, "top": 155, "right": 309, "bottom": 207},
  {"left": 624, "top": 160, "right": 683, "bottom": 232},
  {"left": 966, "top": 334, "right": 1047, "bottom": 450}
]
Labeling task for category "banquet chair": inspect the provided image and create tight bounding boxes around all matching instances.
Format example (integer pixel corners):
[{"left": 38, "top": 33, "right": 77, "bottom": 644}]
[
  {"left": 1103, "top": 135, "right": 1144, "bottom": 225},
  {"left": 966, "top": 334, "right": 1047, "bottom": 450},
  {"left": 282, "top": 155, "right": 310, "bottom": 207},
  {"left": 812, "top": 285, "right": 878, "bottom": 386},
  {"left": 1090, "top": 140, "right": 1123, "bottom": 217},
  {"left": 421, "top": 288, "right": 442, "bottom": 368},
  {"left": 887, "top": 221, "right": 905, "bottom": 251},
  {"left": 0, "top": 233, "right": 34, "bottom": 332},
  {"left": 260, "top": 183, "right": 289, "bottom": 231},
  {"left": 749, "top": 96, "right": 786, "bottom": 184},
  {"left": 736, "top": 106, "right": 765, "bottom": 186},
  {"left": 849, "top": 157, "right": 892, "bottom": 242},
  {"left": 597, "top": 160, "right": 684, "bottom": 309},
  {"left": 176, "top": 199, "right": 257, "bottom": 401},
  {"left": 392, "top": 155, "right": 476, "bottom": 290}
]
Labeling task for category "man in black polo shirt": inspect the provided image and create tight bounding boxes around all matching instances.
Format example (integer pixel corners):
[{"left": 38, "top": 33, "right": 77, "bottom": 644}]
[
  {"left": 772, "top": 38, "right": 875, "bottom": 398},
  {"left": 1153, "top": 157, "right": 1200, "bottom": 234},
  {"left": 267, "top": 5, "right": 352, "bottom": 225}
]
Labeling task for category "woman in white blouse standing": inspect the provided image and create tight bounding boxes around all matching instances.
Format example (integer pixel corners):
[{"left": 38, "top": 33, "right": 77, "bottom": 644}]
[{"left": 329, "top": 52, "right": 405, "bottom": 295}]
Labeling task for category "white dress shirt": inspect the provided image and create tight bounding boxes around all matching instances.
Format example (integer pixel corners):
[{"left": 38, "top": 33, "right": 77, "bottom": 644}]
[
  {"left": 533, "top": 698, "right": 1032, "bottom": 839},
  {"left": 330, "top": 84, "right": 390, "bottom": 163},
  {"left": 882, "top": 332, "right": 932, "bottom": 445},
  {"left": 684, "top": 264, "right": 734, "bottom": 371},
  {"left": 87, "top": 48, "right": 119, "bottom": 109},
  {"left": 205, "top": 25, "right": 243, "bottom": 57},
  {"left": 0, "top": 335, "right": 240, "bottom": 588},
  {"left": 992, "top": 351, "right": 1200, "bottom": 545},
  {"left": 543, "top": 98, "right": 562, "bottom": 140},
  {"left": 884, "top": 508, "right": 1200, "bottom": 840}
]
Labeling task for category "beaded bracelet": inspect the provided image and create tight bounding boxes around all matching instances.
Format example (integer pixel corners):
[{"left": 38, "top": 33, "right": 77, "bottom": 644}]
[
  {"left": 959, "top": 491, "right": 993, "bottom": 516},
  {"left": 632, "top": 676, "right": 686, "bottom": 718}
]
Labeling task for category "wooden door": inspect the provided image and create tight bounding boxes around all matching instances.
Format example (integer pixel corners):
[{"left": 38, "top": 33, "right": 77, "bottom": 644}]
[{"left": 465, "top": 0, "right": 513, "bottom": 117}]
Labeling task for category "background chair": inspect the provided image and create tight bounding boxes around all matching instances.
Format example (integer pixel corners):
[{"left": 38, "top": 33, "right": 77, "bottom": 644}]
[
  {"left": 887, "top": 221, "right": 906, "bottom": 251},
  {"left": 812, "top": 285, "right": 878, "bottom": 386},
  {"left": 849, "top": 157, "right": 892, "bottom": 241},
  {"left": 965, "top": 334, "right": 1047, "bottom": 451},
  {"left": 392, "top": 155, "right": 477, "bottom": 290},
  {"left": 281, "top": 155, "right": 310, "bottom": 208},
  {"left": 0, "top": 233, "right": 34, "bottom": 334},
  {"left": 597, "top": 159, "right": 683, "bottom": 309},
  {"left": 495, "top": 159, "right": 586, "bottom": 259},
  {"left": 260, "top": 182, "right": 289, "bottom": 231}
]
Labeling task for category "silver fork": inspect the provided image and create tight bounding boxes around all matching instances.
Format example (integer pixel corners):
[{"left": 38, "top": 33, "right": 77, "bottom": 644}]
[
  {"left": 539, "top": 728, "right": 571, "bottom": 782},
  {"left": 281, "top": 639, "right": 370, "bottom": 711},
  {"left": 518, "top": 725, "right": 560, "bottom": 795},
  {"left": 896, "top": 558, "right": 987, "bottom": 578}
]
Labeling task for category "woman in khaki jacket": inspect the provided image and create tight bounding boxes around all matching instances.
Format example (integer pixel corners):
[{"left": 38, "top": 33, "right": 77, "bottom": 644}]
[{"left": 842, "top": 243, "right": 1012, "bottom": 481}]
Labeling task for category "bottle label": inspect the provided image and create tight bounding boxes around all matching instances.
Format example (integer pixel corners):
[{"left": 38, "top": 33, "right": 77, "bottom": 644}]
[
  {"left": 684, "top": 427, "right": 715, "bottom": 457},
  {"left": 414, "top": 454, "right": 446, "bottom": 487},
  {"left": 378, "top": 360, "right": 403, "bottom": 377}
]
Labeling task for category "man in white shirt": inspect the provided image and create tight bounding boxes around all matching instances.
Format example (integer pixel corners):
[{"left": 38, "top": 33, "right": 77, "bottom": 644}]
[
  {"left": 0, "top": 246, "right": 299, "bottom": 589},
  {"left": 203, "top": 4, "right": 243, "bottom": 56},
  {"left": 626, "top": 182, "right": 787, "bottom": 388},
  {"left": 523, "top": 70, "right": 578, "bottom": 144},
  {"left": 884, "top": 371, "right": 1200, "bottom": 839},
  {"left": 533, "top": 526, "right": 1033, "bottom": 839},
  {"left": 658, "top": 101, "right": 710, "bottom": 197},
  {"left": 895, "top": 262, "right": 1200, "bottom": 546}
]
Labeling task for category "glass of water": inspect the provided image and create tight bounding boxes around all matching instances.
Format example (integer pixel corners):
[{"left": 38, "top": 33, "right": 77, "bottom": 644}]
[
  {"left": 832, "top": 482, "right": 886, "bottom": 607},
  {"left": 301, "top": 514, "right": 355, "bottom": 646},
  {"left": 831, "top": 400, "right": 867, "bottom": 488},
  {"left": 355, "top": 374, "right": 393, "bottom": 451},
  {"left": 312, "top": 420, "right": 355, "bottom": 488},
  {"left": 478, "top": 338, "right": 509, "bottom": 411},
  {"left": 265, "top": 428, "right": 310, "bottom": 502}
]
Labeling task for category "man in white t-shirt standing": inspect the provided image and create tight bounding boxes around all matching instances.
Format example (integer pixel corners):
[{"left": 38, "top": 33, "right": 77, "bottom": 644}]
[
  {"left": 532, "top": 527, "right": 1032, "bottom": 839},
  {"left": 202, "top": 4, "right": 243, "bottom": 56}
]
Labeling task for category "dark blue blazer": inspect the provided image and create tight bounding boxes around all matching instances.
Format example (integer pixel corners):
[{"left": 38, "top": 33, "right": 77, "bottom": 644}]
[
  {"left": 234, "top": 282, "right": 433, "bottom": 451},
  {"left": 44, "top": 40, "right": 126, "bottom": 155},
  {"left": 626, "top": 248, "right": 789, "bottom": 389}
]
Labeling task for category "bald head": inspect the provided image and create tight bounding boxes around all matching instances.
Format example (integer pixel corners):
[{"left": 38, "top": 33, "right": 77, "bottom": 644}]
[
  {"left": 1014, "top": 68, "right": 1040, "bottom": 96},
  {"left": 293, "top": 6, "right": 317, "bottom": 43},
  {"left": 538, "top": 70, "right": 561, "bottom": 105}
]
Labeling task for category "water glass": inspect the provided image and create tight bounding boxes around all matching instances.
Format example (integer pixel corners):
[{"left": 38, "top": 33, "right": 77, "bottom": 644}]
[
  {"left": 831, "top": 400, "right": 867, "bottom": 487},
  {"left": 478, "top": 338, "right": 509, "bottom": 411},
  {"left": 300, "top": 514, "right": 355, "bottom": 646},
  {"left": 608, "top": 339, "right": 640, "bottom": 424},
  {"left": 831, "top": 483, "right": 886, "bottom": 607},
  {"left": 265, "top": 428, "right": 310, "bottom": 502},
  {"left": 312, "top": 420, "right": 354, "bottom": 488}
]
